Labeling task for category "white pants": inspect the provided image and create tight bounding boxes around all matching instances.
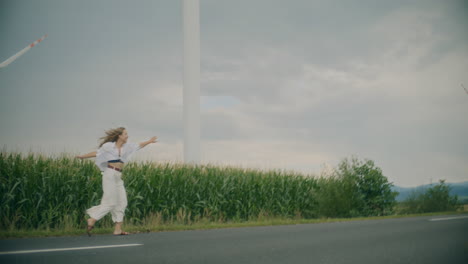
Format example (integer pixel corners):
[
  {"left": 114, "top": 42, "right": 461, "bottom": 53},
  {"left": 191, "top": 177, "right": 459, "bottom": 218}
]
[{"left": 86, "top": 168, "right": 127, "bottom": 223}]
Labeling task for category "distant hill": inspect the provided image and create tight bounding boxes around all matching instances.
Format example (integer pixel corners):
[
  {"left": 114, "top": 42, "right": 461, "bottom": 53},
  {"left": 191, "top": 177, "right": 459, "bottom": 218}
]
[{"left": 392, "top": 181, "right": 468, "bottom": 203}]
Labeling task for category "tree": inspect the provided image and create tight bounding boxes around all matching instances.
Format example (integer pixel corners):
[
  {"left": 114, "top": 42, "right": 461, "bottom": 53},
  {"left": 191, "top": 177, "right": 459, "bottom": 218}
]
[{"left": 335, "top": 157, "right": 398, "bottom": 216}]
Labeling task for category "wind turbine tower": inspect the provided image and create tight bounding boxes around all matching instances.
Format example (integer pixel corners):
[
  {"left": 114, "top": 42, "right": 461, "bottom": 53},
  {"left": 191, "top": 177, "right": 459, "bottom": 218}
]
[{"left": 183, "top": 0, "right": 200, "bottom": 163}]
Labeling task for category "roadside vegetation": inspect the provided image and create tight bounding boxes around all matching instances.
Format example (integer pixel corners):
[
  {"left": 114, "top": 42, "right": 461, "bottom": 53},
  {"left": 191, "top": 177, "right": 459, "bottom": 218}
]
[
  {"left": 397, "top": 180, "right": 460, "bottom": 214},
  {"left": 0, "top": 152, "right": 464, "bottom": 238}
]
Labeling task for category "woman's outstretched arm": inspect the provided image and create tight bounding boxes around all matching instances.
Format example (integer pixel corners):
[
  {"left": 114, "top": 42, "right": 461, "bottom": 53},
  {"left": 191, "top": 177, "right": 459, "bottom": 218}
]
[
  {"left": 139, "top": 136, "right": 158, "bottom": 149},
  {"left": 76, "top": 151, "right": 97, "bottom": 159}
]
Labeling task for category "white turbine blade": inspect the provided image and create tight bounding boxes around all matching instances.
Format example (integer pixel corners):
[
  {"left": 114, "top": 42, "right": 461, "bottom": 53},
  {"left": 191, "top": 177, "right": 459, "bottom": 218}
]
[{"left": 0, "top": 34, "right": 47, "bottom": 68}]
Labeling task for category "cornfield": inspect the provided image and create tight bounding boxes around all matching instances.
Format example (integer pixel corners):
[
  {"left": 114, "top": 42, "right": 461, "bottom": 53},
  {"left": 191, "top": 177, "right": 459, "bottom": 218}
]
[{"left": 0, "top": 152, "right": 319, "bottom": 230}]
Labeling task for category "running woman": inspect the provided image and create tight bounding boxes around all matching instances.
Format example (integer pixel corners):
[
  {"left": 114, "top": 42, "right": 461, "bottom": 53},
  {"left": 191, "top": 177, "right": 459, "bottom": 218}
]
[{"left": 77, "top": 127, "right": 157, "bottom": 236}]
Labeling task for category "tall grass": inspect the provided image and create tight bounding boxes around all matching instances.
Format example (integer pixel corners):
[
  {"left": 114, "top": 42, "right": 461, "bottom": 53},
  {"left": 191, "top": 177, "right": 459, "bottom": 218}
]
[
  {"left": 0, "top": 153, "right": 101, "bottom": 230},
  {"left": 0, "top": 152, "right": 319, "bottom": 230}
]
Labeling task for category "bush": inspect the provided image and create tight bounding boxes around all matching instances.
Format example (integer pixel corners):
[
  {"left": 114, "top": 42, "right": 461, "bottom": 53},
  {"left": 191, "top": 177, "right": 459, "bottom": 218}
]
[
  {"left": 315, "top": 157, "right": 398, "bottom": 217},
  {"left": 400, "top": 180, "right": 460, "bottom": 214}
]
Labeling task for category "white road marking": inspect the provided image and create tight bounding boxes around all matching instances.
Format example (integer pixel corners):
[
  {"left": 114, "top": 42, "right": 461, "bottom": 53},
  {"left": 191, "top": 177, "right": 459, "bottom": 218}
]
[
  {"left": 0, "top": 243, "right": 143, "bottom": 255},
  {"left": 429, "top": 216, "right": 468, "bottom": 222}
]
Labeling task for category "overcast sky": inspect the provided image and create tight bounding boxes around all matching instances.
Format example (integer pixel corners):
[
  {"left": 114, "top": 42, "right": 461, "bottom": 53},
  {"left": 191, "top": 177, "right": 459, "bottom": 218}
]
[{"left": 1, "top": 0, "right": 467, "bottom": 187}]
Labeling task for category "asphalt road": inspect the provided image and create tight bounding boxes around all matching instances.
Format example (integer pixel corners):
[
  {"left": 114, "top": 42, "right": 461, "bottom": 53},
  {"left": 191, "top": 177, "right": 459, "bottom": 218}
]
[{"left": 1, "top": 214, "right": 467, "bottom": 264}]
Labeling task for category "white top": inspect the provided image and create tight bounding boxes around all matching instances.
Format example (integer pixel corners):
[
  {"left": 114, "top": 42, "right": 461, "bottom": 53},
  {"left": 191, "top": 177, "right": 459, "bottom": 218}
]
[{"left": 95, "top": 142, "right": 141, "bottom": 171}]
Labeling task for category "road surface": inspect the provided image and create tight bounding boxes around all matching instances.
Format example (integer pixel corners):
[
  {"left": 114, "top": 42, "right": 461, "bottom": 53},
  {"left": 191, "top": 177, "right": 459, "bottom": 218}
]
[{"left": 1, "top": 214, "right": 467, "bottom": 264}]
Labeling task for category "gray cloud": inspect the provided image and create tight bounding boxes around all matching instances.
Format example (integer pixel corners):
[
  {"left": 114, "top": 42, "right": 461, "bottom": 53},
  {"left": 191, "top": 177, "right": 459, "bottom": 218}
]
[{"left": 1, "top": 0, "right": 467, "bottom": 187}]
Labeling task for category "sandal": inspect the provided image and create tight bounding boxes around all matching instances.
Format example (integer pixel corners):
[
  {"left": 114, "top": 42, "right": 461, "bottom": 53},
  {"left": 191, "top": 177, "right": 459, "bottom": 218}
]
[
  {"left": 114, "top": 231, "right": 130, "bottom": 236},
  {"left": 86, "top": 219, "right": 95, "bottom": 237},
  {"left": 86, "top": 225, "right": 94, "bottom": 237}
]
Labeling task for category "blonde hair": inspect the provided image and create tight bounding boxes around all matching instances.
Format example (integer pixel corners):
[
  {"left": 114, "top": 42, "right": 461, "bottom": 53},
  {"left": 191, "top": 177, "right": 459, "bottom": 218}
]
[{"left": 99, "top": 127, "right": 126, "bottom": 147}]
